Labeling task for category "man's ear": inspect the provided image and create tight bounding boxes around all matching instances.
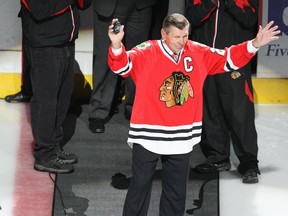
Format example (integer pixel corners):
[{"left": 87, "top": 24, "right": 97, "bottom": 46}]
[{"left": 161, "top": 29, "right": 166, "bottom": 40}]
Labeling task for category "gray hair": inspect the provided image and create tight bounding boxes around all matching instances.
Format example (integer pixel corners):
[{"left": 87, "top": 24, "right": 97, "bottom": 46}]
[{"left": 162, "top": 13, "right": 190, "bottom": 34}]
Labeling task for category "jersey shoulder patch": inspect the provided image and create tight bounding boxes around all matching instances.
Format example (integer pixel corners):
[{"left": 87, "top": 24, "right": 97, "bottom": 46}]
[{"left": 136, "top": 42, "right": 152, "bottom": 50}]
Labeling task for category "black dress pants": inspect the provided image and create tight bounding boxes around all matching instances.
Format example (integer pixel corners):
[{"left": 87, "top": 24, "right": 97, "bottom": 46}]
[
  {"left": 26, "top": 44, "right": 75, "bottom": 162},
  {"left": 89, "top": 3, "right": 153, "bottom": 120},
  {"left": 200, "top": 70, "right": 259, "bottom": 174},
  {"left": 123, "top": 144, "right": 192, "bottom": 216},
  {"left": 21, "top": 39, "right": 32, "bottom": 96}
]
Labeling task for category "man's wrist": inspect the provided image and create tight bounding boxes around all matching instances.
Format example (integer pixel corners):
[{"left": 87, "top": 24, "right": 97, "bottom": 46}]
[
  {"left": 248, "top": 40, "right": 259, "bottom": 53},
  {"left": 112, "top": 45, "right": 122, "bottom": 56},
  {"left": 252, "top": 39, "right": 260, "bottom": 49}
]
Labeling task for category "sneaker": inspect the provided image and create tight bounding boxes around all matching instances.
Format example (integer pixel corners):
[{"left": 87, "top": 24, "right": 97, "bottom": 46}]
[
  {"left": 34, "top": 158, "right": 74, "bottom": 174},
  {"left": 57, "top": 149, "right": 78, "bottom": 164},
  {"left": 195, "top": 160, "right": 231, "bottom": 173},
  {"left": 242, "top": 169, "right": 259, "bottom": 184}
]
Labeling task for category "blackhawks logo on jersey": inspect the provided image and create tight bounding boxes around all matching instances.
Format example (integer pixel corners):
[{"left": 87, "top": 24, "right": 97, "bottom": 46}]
[
  {"left": 159, "top": 71, "right": 194, "bottom": 108},
  {"left": 136, "top": 42, "right": 152, "bottom": 50},
  {"left": 231, "top": 71, "right": 241, "bottom": 79}
]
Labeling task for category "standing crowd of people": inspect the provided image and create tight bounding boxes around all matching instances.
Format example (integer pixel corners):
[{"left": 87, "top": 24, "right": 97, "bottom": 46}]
[{"left": 4, "top": 0, "right": 281, "bottom": 215}]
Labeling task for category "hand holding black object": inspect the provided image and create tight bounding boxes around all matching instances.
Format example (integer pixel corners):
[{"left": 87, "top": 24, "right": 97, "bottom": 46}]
[
  {"left": 113, "top": 21, "right": 121, "bottom": 34},
  {"left": 108, "top": 19, "right": 124, "bottom": 49}
]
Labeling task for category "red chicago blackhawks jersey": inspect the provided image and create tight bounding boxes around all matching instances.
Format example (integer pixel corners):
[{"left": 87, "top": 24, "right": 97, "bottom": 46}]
[{"left": 108, "top": 39, "right": 257, "bottom": 155}]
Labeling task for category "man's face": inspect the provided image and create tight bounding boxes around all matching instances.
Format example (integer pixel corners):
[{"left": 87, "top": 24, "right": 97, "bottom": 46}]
[{"left": 161, "top": 26, "right": 189, "bottom": 53}]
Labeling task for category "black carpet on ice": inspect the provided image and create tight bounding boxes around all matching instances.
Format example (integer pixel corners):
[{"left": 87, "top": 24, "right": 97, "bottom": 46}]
[{"left": 52, "top": 101, "right": 219, "bottom": 216}]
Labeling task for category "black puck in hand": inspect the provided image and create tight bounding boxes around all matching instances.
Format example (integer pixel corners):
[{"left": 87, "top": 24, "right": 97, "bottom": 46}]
[{"left": 113, "top": 21, "right": 121, "bottom": 34}]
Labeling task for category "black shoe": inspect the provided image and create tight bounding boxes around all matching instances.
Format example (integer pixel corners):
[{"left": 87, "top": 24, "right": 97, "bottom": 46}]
[
  {"left": 34, "top": 158, "right": 74, "bottom": 174},
  {"left": 242, "top": 169, "right": 259, "bottom": 184},
  {"left": 195, "top": 160, "right": 231, "bottom": 173},
  {"left": 89, "top": 118, "right": 105, "bottom": 133},
  {"left": 57, "top": 149, "right": 78, "bottom": 164},
  {"left": 5, "top": 91, "right": 31, "bottom": 103}
]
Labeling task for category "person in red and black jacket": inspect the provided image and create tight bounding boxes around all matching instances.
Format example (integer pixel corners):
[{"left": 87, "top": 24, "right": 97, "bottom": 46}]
[
  {"left": 21, "top": 0, "right": 91, "bottom": 174},
  {"left": 186, "top": 0, "right": 260, "bottom": 183}
]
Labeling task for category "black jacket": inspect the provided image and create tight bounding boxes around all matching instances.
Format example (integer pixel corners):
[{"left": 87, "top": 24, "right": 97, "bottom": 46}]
[
  {"left": 21, "top": 0, "right": 91, "bottom": 47},
  {"left": 186, "top": 0, "right": 258, "bottom": 48},
  {"left": 93, "top": 0, "right": 158, "bottom": 17}
]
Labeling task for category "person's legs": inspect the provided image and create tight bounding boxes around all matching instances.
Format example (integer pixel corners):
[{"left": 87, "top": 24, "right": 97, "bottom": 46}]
[
  {"left": 159, "top": 152, "right": 192, "bottom": 216},
  {"left": 27, "top": 45, "right": 74, "bottom": 173},
  {"left": 122, "top": 6, "right": 153, "bottom": 120},
  {"left": 54, "top": 44, "right": 78, "bottom": 164},
  {"left": 195, "top": 75, "right": 231, "bottom": 173},
  {"left": 211, "top": 69, "right": 259, "bottom": 183},
  {"left": 219, "top": 71, "right": 259, "bottom": 180},
  {"left": 123, "top": 144, "right": 158, "bottom": 216},
  {"left": 88, "top": 12, "right": 119, "bottom": 133},
  {"left": 21, "top": 40, "right": 33, "bottom": 96},
  {"left": 5, "top": 40, "right": 32, "bottom": 103},
  {"left": 200, "top": 76, "right": 231, "bottom": 162}
]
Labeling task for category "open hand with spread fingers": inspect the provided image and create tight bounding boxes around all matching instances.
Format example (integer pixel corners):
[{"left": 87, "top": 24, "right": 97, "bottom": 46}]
[{"left": 252, "top": 21, "right": 281, "bottom": 48}]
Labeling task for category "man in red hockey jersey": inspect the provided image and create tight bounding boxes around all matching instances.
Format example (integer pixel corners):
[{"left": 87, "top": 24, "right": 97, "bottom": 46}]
[{"left": 108, "top": 13, "right": 280, "bottom": 216}]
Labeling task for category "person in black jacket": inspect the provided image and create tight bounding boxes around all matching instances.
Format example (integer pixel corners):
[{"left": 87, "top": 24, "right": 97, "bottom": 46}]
[
  {"left": 186, "top": 0, "right": 260, "bottom": 183},
  {"left": 21, "top": 0, "right": 91, "bottom": 174},
  {"left": 88, "top": 0, "right": 158, "bottom": 133}
]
